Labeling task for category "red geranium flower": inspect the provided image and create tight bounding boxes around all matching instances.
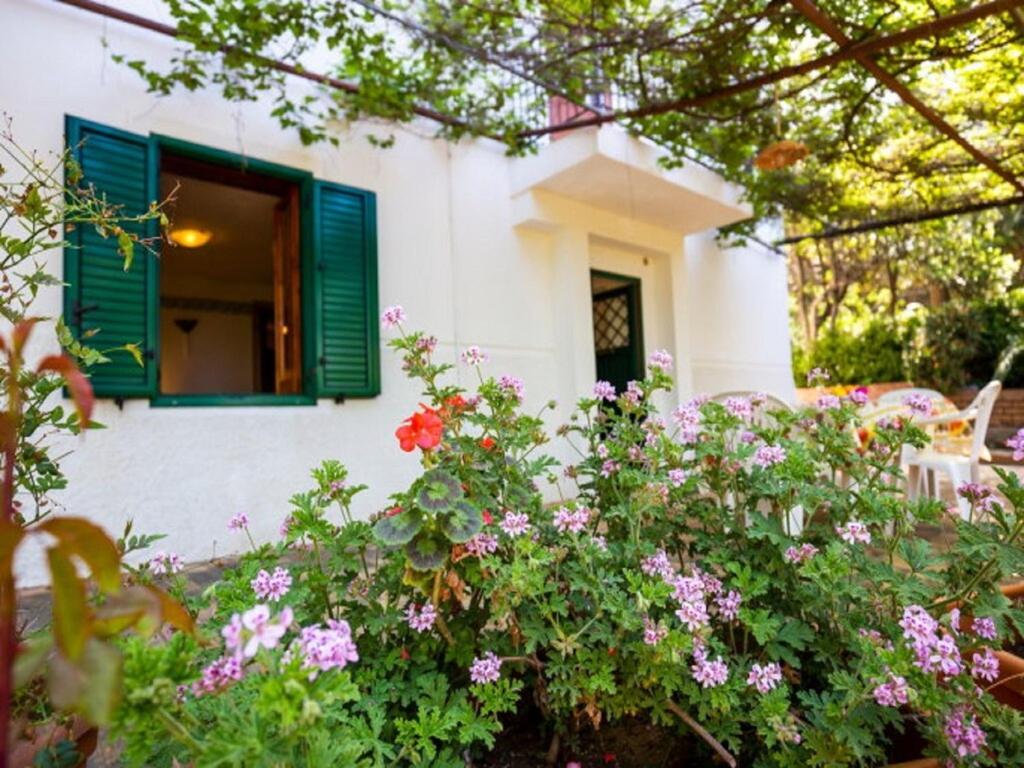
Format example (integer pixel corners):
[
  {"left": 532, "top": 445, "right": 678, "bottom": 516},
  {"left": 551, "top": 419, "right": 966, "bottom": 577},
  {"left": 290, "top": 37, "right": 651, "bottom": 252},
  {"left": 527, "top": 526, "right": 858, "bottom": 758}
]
[
  {"left": 479, "top": 436, "right": 496, "bottom": 451},
  {"left": 395, "top": 405, "right": 444, "bottom": 452},
  {"left": 482, "top": 510, "right": 493, "bottom": 525}
]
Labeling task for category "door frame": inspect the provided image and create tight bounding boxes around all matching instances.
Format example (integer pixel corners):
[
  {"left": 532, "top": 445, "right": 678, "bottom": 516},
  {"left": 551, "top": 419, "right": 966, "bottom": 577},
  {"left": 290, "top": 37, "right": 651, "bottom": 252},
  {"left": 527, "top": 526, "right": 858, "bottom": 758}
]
[{"left": 590, "top": 269, "right": 645, "bottom": 386}]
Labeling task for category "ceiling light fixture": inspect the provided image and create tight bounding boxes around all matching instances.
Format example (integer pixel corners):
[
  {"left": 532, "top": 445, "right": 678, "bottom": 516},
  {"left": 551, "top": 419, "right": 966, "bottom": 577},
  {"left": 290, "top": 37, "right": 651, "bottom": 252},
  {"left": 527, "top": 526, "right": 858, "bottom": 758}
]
[{"left": 169, "top": 228, "right": 212, "bottom": 248}]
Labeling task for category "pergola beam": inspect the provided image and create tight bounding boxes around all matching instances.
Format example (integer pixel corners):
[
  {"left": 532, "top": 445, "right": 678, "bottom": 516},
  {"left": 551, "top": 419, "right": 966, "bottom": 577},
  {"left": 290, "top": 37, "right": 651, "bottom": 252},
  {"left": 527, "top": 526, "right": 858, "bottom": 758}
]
[
  {"left": 787, "top": 0, "right": 1024, "bottom": 195},
  {"left": 518, "top": 0, "right": 1024, "bottom": 139},
  {"left": 776, "top": 194, "right": 1024, "bottom": 245}
]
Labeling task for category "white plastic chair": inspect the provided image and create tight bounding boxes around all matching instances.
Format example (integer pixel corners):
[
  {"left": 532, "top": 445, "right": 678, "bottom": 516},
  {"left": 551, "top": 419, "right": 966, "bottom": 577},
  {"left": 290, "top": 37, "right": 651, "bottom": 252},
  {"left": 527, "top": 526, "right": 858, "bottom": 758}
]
[
  {"left": 877, "top": 387, "right": 945, "bottom": 407},
  {"left": 904, "top": 381, "right": 1002, "bottom": 521},
  {"left": 709, "top": 391, "right": 803, "bottom": 535}
]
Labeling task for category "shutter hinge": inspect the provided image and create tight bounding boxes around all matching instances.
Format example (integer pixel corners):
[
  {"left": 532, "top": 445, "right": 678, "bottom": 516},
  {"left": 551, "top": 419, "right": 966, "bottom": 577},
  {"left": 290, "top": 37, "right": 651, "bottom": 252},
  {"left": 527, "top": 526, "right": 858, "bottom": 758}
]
[
  {"left": 145, "top": 348, "right": 156, "bottom": 360},
  {"left": 334, "top": 394, "right": 345, "bottom": 405},
  {"left": 73, "top": 302, "right": 99, "bottom": 323},
  {"left": 113, "top": 397, "right": 125, "bottom": 411}
]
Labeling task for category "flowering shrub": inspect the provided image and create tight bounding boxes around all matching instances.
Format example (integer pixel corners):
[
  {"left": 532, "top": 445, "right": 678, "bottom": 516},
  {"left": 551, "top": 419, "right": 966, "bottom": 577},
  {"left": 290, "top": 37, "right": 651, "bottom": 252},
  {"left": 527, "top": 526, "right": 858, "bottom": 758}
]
[{"left": 112, "top": 312, "right": 1024, "bottom": 766}]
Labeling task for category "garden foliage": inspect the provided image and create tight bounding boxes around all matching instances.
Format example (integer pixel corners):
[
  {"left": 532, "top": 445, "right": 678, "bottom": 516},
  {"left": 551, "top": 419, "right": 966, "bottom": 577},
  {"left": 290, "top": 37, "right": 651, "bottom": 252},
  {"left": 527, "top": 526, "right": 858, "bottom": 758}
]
[{"left": 111, "top": 310, "right": 1024, "bottom": 767}]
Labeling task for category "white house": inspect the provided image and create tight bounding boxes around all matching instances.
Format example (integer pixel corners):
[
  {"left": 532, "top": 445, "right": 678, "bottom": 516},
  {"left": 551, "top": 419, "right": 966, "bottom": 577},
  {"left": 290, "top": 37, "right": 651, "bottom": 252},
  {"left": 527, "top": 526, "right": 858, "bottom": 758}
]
[{"left": 3, "top": 0, "right": 793, "bottom": 583}]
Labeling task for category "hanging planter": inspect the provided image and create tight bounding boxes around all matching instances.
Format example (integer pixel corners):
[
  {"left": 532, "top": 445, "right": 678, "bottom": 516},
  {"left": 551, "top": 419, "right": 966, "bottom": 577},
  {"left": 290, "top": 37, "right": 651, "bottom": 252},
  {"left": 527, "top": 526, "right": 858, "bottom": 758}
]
[{"left": 753, "top": 139, "right": 810, "bottom": 170}]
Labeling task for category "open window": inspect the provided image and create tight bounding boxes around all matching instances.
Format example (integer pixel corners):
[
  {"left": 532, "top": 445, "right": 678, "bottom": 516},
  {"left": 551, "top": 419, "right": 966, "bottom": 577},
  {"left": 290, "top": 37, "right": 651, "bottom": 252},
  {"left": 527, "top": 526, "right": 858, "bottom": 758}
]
[
  {"left": 159, "top": 155, "right": 302, "bottom": 396},
  {"left": 64, "top": 116, "right": 382, "bottom": 406}
]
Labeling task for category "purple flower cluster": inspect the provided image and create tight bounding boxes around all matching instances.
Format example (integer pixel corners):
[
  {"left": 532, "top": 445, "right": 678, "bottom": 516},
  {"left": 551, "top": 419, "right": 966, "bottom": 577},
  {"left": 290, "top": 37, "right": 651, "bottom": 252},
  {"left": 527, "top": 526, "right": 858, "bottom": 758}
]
[
  {"left": 806, "top": 367, "right": 830, "bottom": 385},
  {"left": 500, "top": 511, "right": 532, "bottom": 537},
  {"left": 902, "top": 393, "right": 934, "bottom": 417},
  {"left": 747, "top": 662, "right": 782, "bottom": 693},
  {"left": 691, "top": 646, "right": 729, "bottom": 688},
  {"left": 498, "top": 374, "right": 525, "bottom": 403},
  {"left": 460, "top": 345, "right": 488, "bottom": 366},
  {"left": 251, "top": 567, "right": 292, "bottom": 602},
  {"left": 836, "top": 521, "right": 871, "bottom": 545},
  {"left": 469, "top": 651, "right": 502, "bottom": 684},
  {"left": 648, "top": 349, "right": 673, "bottom": 370},
  {"left": 405, "top": 602, "right": 437, "bottom": 633},
  {"left": 553, "top": 505, "right": 591, "bottom": 534},
  {"left": 872, "top": 672, "right": 910, "bottom": 707},
  {"left": 150, "top": 551, "right": 184, "bottom": 576},
  {"left": 944, "top": 706, "right": 987, "bottom": 758},
  {"left": 816, "top": 394, "right": 841, "bottom": 411},
  {"left": 783, "top": 543, "right": 818, "bottom": 564},
  {"left": 672, "top": 403, "right": 702, "bottom": 444},
  {"left": 643, "top": 616, "right": 668, "bottom": 646},
  {"left": 899, "top": 605, "right": 963, "bottom": 677},
  {"left": 380, "top": 304, "right": 406, "bottom": 328},
  {"left": 715, "top": 590, "right": 742, "bottom": 621},
  {"left": 641, "top": 550, "right": 675, "bottom": 579},
  {"left": 223, "top": 605, "right": 294, "bottom": 659},
  {"left": 624, "top": 380, "right": 643, "bottom": 405},
  {"left": 970, "top": 647, "right": 999, "bottom": 682},
  {"left": 724, "top": 396, "right": 752, "bottom": 419},
  {"left": 972, "top": 616, "right": 997, "bottom": 641},
  {"left": 848, "top": 387, "right": 869, "bottom": 406},
  {"left": 227, "top": 512, "right": 249, "bottom": 531},
  {"left": 593, "top": 380, "right": 616, "bottom": 402},
  {"left": 753, "top": 444, "right": 787, "bottom": 468},
  {"left": 416, "top": 335, "right": 437, "bottom": 354},
  {"left": 295, "top": 619, "right": 359, "bottom": 677},
  {"left": 1008, "top": 428, "right": 1024, "bottom": 461},
  {"left": 465, "top": 532, "right": 499, "bottom": 557},
  {"left": 956, "top": 482, "right": 1001, "bottom": 514},
  {"left": 192, "top": 655, "right": 244, "bottom": 696},
  {"left": 667, "top": 468, "right": 687, "bottom": 487},
  {"left": 600, "top": 459, "right": 620, "bottom": 478}
]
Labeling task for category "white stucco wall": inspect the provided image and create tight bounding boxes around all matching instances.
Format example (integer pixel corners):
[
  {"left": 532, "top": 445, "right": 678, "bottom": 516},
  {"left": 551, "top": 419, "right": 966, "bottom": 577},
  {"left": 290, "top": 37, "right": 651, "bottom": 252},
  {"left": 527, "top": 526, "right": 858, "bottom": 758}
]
[{"left": 2, "top": 0, "right": 794, "bottom": 585}]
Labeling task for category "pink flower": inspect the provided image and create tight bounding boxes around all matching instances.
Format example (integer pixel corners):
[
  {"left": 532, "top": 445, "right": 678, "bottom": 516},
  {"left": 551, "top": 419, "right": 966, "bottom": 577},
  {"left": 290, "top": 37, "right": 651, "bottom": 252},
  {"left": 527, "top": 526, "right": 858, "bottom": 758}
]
[
  {"left": 817, "top": 394, "right": 841, "bottom": 410},
  {"left": 806, "top": 367, "right": 830, "bottom": 385},
  {"left": 648, "top": 349, "right": 673, "bottom": 371},
  {"left": 593, "top": 380, "right": 616, "bottom": 401},
  {"left": 900, "top": 605, "right": 939, "bottom": 646},
  {"left": 295, "top": 618, "right": 359, "bottom": 677},
  {"left": 251, "top": 567, "right": 292, "bottom": 602},
  {"left": 902, "top": 393, "right": 933, "bottom": 417},
  {"left": 149, "top": 551, "right": 184, "bottom": 576},
  {"left": 192, "top": 655, "right": 243, "bottom": 696},
  {"left": 724, "top": 396, "right": 752, "bottom": 419},
  {"left": 848, "top": 387, "right": 869, "bottom": 406},
  {"left": 872, "top": 673, "right": 910, "bottom": 707},
  {"left": 227, "top": 512, "right": 249, "bottom": 531},
  {"left": 600, "top": 459, "right": 620, "bottom": 478},
  {"left": 498, "top": 374, "right": 525, "bottom": 403},
  {"left": 405, "top": 602, "right": 437, "bottom": 633},
  {"left": 971, "top": 616, "right": 997, "bottom": 641},
  {"left": 971, "top": 648, "right": 999, "bottom": 682},
  {"left": 500, "top": 511, "right": 531, "bottom": 537},
  {"left": 222, "top": 605, "right": 292, "bottom": 659},
  {"left": 465, "top": 532, "right": 499, "bottom": 557},
  {"left": 381, "top": 305, "right": 406, "bottom": 328},
  {"left": 667, "top": 468, "right": 687, "bottom": 487},
  {"left": 642, "top": 616, "right": 668, "bottom": 646},
  {"left": 836, "top": 521, "right": 871, "bottom": 545},
  {"left": 753, "top": 444, "right": 786, "bottom": 468},
  {"left": 553, "top": 505, "right": 590, "bottom": 534},
  {"left": 624, "top": 380, "right": 643, "bottom": 404},
  {"left": 675, "top": 600, "right": 710, "bottom": 631},
  {"left": 784, "top": 543, "right": 818, "bottom": 564},
  {"left": 1007, "top": 428, "right": 1024, "bottom": 461},
  {"left": 944, "top": 706, "right": 987, "bottom": 758},
  {"left": 956, "top": 483, "right": 1001, "bottom": 514},
  {"left": 469, "top": 651, "right": 502, "bottom": 684},
  {"left": 641, "top": 550, "right": 675, "bottom": 579},
  {"left": 715, "top": 590, "right": 742, "bottom": 621},
  {"left": 416, "top": 335, "right": 437, "bottom": 353},
  {"left": 747, "top": 662, "right": 782, "bottom": 693},
  {"left": 692, "top": 655, "right": 728, "bottom": 688},
  {"left": 460, "top": 345, "right": 488, "bottom": 366}
]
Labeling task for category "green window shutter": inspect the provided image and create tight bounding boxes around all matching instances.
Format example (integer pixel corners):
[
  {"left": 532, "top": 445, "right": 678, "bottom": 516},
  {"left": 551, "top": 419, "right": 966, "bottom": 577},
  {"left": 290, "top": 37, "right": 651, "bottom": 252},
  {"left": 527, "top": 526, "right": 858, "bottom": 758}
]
[
  {"left": 64, "top": 117, "right": 158, "bottom": 397},
  {"left": 311, "top": 181, "right": 380, "bottom": 398}
]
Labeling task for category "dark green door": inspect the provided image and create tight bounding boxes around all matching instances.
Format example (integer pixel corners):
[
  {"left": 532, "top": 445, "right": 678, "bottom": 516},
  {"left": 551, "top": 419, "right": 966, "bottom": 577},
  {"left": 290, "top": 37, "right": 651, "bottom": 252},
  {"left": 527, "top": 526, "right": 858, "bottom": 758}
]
[{"left": 591, "top": 272, "right": 644, "bottom": 394}]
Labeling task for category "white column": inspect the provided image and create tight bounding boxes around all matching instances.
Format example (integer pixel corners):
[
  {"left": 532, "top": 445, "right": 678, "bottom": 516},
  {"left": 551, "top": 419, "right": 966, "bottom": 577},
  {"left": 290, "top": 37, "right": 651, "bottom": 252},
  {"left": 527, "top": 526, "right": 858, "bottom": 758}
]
[{"left": 550, "top": 226, "right": 597, "bottom": 419}]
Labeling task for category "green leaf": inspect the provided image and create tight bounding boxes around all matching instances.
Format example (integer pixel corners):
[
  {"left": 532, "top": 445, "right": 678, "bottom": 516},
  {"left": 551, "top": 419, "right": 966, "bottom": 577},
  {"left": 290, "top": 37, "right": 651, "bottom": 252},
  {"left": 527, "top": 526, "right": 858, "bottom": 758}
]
[
  {"left": 373, "top": 509, "right": 424, "bottom": 546},
  {"left": 39, "top": 517, "right": 121, "bottom": 594},
  {"left": 416, "top": 469, "right": 463, "bottom": 512},
  {"left": 406, "top": 532, "right": 448, "bottom": 571},
  {"left": 47, "top": 547, "right": 89, "bottom": 660},
  {"left": 48, "top": 638, "right": 122, "bottom": 725},
  {"left": 441, "top": 500, "right": 483, "bottom": 543}
]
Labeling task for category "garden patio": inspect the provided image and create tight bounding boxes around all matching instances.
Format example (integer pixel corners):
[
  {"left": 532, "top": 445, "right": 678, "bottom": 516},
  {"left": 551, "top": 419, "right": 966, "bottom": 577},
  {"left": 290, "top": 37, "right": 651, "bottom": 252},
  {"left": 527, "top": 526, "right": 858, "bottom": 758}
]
[{"left": 2, "top": 1, "right": 1024, "bottom": 767}]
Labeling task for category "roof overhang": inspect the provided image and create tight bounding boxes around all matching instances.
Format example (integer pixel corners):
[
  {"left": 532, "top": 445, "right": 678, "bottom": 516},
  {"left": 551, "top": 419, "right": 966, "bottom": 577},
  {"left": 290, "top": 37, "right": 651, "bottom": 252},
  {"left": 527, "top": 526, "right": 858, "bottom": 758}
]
[{"left": 510, "top": 126, "right": 752, "bottom": 236}]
